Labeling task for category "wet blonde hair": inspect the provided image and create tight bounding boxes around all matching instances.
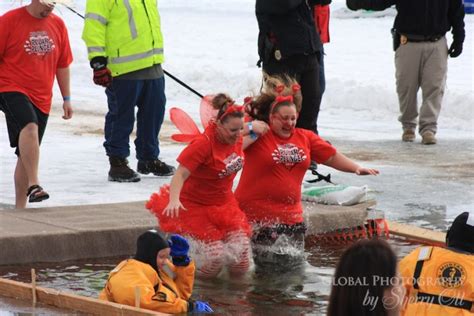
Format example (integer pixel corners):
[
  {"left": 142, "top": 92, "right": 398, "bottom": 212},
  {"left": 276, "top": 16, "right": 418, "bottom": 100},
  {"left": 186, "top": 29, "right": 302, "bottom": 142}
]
[{"left": 246, "top": 74, "right": 302, "bottom": 123}]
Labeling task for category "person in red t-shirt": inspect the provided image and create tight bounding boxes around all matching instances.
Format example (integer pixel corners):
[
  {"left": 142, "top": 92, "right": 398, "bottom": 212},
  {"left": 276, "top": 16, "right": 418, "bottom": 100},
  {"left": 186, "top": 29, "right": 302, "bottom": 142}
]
[
  {"left": 147, "top": 94, "right": 268, "bottom": 278},
  {"left": 235, "top": 76, "right": 379, "bottom": 271},
  {"left": 0, "top": 0, "right": 73, "bottom": 208}
]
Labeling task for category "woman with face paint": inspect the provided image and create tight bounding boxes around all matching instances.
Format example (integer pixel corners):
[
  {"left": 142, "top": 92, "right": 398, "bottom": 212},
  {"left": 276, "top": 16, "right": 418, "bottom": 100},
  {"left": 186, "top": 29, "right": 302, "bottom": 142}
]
[
  {"left": 235, "top": 75, "right": 379, "bottom": 271},
  {"left": 147, "top": 94, "right": 268, "bottom": 279}
]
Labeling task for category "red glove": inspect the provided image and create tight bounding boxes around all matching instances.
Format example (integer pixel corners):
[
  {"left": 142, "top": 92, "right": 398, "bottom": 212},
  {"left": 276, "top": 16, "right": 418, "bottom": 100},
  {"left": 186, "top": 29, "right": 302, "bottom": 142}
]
[
  {"left": 90, "top": 56, "right": 112, "bottom": 87},
  {"left": 93, "top": 68, "right": 112, "bottom": 87}
]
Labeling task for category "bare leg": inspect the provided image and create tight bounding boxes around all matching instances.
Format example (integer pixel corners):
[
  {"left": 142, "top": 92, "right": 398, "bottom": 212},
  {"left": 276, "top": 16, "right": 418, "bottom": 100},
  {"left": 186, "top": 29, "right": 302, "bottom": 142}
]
[
  {"left": 198, "top": 240, "right": 225, "bottom": 278},
  {"left": 15, "top": 122, "right": 41, "bottom": 207},
  {"left": 226, "top": 230, "right": 251, "bottom": 276},
  {"left": 14, "top": 159, "right": 28, "bottom": 209}
]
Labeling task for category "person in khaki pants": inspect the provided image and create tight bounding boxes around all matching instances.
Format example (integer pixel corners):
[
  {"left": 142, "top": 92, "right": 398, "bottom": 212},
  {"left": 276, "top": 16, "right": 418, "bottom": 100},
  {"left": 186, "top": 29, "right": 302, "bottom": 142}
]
[
  {"left": 346, "top": 0, "right": 465, "bottom": 145},
  {"left": 395, "top": 36, "right": 449, "bottom": 145}
]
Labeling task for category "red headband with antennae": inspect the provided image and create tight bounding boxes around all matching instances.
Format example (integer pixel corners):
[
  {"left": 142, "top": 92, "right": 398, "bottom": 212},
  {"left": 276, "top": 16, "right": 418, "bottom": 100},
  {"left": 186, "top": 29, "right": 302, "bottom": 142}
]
[
  {"left": 270, "top": 95, "right": 294, "bottom": 113},
  {"left": 219, "top": 104, "right": 244, "bottom": 121},
  {"left": 269, "top": 82, "right": 301, "bottom": 113},
  {"left": 275, "top": 85, "right": 285, "bottom": 94},
  {"left": 292, "top": 83, "right": 301, "bottom": 93}
]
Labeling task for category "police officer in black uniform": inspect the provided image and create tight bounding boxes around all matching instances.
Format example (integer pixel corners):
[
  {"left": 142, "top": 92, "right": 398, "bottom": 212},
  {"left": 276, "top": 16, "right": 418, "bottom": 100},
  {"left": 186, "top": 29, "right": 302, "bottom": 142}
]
[{"left": 256, "top": 0, "right": 331, "bottom": 135}]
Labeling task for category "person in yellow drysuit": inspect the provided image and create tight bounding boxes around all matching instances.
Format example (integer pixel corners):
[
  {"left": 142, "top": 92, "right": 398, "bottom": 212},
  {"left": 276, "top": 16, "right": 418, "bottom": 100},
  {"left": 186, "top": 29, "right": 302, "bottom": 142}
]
[
  {"left": 399, "top": 211, "right": 473, "bottom": 315},
  {"left": 99, "top": 230, "right": 213, "bottom": 314}
]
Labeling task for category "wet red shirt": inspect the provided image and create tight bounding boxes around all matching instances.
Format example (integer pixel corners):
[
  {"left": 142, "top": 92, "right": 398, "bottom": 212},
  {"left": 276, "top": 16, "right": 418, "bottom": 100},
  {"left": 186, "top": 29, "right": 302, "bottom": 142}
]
[
  {"left": 235, "top": 128, "right": 336, "bottom": 225},
  {"left": 0, "top": 7, "right": 73, "bottom": 114},
  {"left": 178, "top": 124, "right": 244, "bottom": 206}
]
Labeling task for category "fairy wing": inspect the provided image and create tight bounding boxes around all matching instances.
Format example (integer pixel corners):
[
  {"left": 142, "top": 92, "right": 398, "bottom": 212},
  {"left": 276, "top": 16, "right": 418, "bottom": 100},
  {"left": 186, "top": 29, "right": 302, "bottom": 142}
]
[
  {"left": 199, "top": 95, "right": 218, "bottom": 129},
  {"left": 169, "top": 107, "right": 201, "bottom": 135},
  {"left": 169, "top": 107, "right": 202, "bottom": 144},
  {"left": 171, "top": 134, "right": 200, "bottom": 143}
]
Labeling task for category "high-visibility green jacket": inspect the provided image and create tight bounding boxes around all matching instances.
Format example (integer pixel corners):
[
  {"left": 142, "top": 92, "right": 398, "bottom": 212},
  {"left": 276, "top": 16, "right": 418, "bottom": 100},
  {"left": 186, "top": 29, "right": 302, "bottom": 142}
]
[{"left": 82, "top": 0, "right": 164, "bottom": 77}]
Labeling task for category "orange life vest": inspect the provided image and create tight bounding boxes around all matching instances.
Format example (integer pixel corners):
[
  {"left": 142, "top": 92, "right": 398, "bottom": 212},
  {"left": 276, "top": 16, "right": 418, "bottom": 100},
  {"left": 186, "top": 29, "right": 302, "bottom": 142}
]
[{"left": 399, "top": 246, "right": 473, "bottom": 315}]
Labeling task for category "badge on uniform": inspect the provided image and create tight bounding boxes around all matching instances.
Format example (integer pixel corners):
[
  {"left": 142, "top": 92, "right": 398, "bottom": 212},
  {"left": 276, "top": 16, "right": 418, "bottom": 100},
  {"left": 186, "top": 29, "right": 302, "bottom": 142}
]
[
  {"left": 274, "top": 49, "right": 282, "bottom": 61},
  {"left": 437, "top": 262, "right": 466, "bottom": 288}
]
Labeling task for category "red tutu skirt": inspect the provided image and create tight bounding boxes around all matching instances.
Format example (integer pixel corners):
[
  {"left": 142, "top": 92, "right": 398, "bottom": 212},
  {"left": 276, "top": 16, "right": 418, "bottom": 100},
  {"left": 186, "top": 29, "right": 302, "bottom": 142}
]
[{"left": 146, "top": 185, "right": 251, "bottom": 242}]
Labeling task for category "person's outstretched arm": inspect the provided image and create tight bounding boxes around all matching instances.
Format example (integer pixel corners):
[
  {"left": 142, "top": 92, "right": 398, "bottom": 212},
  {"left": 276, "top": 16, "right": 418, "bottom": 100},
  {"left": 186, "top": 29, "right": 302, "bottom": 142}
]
[
  {"left": 346, "top": 0, "right": 395, "bottom": 11},
  {"left": 56, "top": 67, "right": 73, "bottom": 120},
  {"left": 167, "top": 260, "right": 196, "bottom": 300},
  {"left": 163, "top": 165, "right": 190, "bottom": 218},
  {"left": 323, "top": 152, "right": 379, "bottom": 175}
]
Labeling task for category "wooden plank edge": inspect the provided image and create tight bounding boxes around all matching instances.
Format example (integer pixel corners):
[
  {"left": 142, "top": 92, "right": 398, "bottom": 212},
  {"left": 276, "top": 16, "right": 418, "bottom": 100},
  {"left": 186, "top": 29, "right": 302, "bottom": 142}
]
[
  {"left": 387, "top": 220, "right": 446, "bottom": 247},
  {"left": 0, "top": 277, "right": 167, "bottom": 316}
]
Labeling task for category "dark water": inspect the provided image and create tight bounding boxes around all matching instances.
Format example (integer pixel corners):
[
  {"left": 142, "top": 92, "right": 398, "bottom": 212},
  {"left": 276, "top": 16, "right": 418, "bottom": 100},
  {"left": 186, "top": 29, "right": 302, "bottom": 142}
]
[{"left": 0, "top": 237, "right": 419, "bottom": 316}]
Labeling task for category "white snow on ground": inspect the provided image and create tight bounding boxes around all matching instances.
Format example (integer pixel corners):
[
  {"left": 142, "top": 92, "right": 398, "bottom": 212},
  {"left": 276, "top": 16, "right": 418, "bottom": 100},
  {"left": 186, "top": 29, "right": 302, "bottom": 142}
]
[{"left": 1, "top": 0, "right": 473, "bottom": 215}]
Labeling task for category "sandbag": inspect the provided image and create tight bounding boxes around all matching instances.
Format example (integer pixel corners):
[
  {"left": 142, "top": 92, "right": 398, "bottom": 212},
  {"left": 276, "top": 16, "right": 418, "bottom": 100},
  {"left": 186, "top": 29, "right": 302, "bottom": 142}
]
[{"left": 302, "top": 185, "right": 369, "bottom": 206}]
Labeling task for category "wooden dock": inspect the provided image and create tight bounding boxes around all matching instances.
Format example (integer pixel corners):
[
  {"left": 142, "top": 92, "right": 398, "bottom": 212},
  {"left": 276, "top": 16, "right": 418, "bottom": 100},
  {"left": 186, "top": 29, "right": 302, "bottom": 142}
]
[{"left": 0, "top": 277, "right": 166, "bottom": 315}]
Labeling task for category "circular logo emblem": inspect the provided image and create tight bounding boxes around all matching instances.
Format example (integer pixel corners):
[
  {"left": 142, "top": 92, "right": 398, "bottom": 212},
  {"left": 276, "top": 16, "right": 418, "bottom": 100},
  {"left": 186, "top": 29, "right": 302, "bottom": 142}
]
[
  {"left": 437, "top": 262, "right": 466, "bottom": 288},
  {"left": 274, "top": 49, "right": 282, "bottom": 61}
]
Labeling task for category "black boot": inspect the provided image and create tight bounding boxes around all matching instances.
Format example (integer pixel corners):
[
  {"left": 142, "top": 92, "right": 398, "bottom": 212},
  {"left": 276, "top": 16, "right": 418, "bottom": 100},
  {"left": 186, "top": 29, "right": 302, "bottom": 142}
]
[
  {"left": 137, "top": 159, "right": 175, "bottom": 176},
  {"left": 108, "top": 157, "right": 141, "bottom": 182}
]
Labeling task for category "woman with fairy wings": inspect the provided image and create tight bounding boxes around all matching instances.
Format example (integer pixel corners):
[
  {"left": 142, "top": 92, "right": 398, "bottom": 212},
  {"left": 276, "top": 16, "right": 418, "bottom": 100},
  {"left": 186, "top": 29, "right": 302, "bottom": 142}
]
[
  {"left": 235, "top": 75, "right": 379, "bottom": 271},
  {"left": 146, "top": 94, "right": 268, "bottom": 278}
]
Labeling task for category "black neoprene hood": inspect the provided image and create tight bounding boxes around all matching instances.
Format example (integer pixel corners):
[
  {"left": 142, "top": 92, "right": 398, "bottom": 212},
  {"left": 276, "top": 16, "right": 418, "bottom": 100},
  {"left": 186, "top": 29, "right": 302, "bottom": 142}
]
[
  {"left": 134, "top": 230, "right": 169, "bottom": 271},
  {"left": 446, "top": 212, "right": 474, "bottom": 253}
]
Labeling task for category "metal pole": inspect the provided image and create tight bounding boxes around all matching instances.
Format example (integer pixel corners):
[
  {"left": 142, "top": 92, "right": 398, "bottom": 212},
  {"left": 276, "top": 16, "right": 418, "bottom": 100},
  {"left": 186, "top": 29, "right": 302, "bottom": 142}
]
[
  {"left": 64, "top": 5, "right": 84, "bottom": 19},
  {"left": 163, "top": 70, "right": 204, "bottom": 99}
]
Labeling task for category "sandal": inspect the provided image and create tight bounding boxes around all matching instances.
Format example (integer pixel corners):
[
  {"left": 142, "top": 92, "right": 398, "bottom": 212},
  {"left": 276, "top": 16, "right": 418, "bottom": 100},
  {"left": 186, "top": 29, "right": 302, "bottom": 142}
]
[{"left": 27, "top": 184, "right": 50, "bottom": 203}]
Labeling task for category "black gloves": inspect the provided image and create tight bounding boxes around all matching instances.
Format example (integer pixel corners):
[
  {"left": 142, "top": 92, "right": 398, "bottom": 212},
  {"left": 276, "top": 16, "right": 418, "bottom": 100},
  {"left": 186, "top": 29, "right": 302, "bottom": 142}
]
[
  {"left": 90, "top": 56, "right": 112, "bottom": 87},
  {"left": 448, "top": 41, "right": 463, "bottom": 58}
]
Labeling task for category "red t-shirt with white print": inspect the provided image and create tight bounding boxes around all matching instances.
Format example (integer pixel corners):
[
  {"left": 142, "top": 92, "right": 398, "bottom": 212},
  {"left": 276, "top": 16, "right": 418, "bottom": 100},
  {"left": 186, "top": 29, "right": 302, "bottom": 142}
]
[
  {"left": 235, "top": 128, "right": 336, "bottom": 225},
  {"left": 0, "top": 7, "right": 73, "bottom": 114},
  {"left": 178, "top": 123, "right": 244, "bottom": 206}
]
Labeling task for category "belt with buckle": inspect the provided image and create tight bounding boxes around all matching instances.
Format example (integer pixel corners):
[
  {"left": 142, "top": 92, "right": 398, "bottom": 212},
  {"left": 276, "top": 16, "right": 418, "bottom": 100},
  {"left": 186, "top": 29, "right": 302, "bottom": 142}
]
[{"left": 402, "top": 34, "right": 443, "bottom": 43}]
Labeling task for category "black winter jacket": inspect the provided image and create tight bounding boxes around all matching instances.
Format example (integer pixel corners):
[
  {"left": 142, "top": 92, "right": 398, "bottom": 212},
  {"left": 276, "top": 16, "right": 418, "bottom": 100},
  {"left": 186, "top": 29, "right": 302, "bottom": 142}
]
[
  {"left": 256, "top": 0, "right": 331, "bottom": 63},
  {"left": 346, "top": 0, "right": 465, "bottom": 43}
]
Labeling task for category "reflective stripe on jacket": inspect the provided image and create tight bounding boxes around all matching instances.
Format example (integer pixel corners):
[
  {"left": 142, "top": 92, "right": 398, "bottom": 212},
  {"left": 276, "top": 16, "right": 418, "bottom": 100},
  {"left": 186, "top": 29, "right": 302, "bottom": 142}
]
[
  {"left": 99, "top": 259, "right": 195, "bottom": 314},
  {"left": 399, "top": 246, "right": 473, "bottom": 315},
  {"left": 82, "top": 0, "right": 164, "bottom": 77}
]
